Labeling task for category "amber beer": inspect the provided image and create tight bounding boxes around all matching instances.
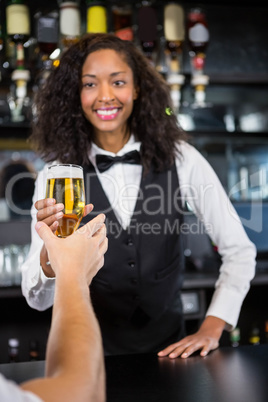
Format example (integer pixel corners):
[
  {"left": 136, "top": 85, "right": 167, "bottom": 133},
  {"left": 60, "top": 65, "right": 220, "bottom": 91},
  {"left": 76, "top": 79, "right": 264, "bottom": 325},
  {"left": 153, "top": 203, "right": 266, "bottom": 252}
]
[{"left": 46, "top": 164, "right": 85, "bottom": 237}]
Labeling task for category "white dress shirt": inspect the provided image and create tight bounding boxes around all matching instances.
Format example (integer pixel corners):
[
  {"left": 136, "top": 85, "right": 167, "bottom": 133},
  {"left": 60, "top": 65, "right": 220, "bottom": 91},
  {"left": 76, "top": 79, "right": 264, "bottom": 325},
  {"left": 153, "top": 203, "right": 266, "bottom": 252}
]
[
  {"left": 21, "top": 136, "right": 256, "bottom": 330},
  {"left": 0, "top": 373, "right": 42, "bottom": 402}
]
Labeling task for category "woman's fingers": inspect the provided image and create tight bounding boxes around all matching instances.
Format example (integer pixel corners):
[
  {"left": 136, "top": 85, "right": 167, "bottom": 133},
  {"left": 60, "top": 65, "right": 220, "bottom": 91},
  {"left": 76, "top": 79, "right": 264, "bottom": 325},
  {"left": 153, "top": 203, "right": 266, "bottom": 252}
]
[
  {"left": 35, "top": 198, "right": 64, "bottom": 227},
  {"left": 83, "top": 203, "right": 94, "bottom": 217}
]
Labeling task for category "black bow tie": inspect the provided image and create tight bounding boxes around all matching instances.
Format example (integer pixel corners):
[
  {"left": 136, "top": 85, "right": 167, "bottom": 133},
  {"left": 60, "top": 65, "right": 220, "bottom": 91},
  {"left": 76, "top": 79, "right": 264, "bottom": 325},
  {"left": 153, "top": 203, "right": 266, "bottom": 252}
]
[{"left": 96, "top": 150, "right": 141, "bottom": 173}]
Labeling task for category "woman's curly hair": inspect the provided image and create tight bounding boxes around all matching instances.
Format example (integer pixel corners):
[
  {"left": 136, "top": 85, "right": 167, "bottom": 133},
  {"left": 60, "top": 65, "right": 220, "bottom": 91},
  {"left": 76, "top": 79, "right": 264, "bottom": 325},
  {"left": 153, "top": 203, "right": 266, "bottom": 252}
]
[{"left": 30, "top": 33, "right": 187, "bottom": 173}]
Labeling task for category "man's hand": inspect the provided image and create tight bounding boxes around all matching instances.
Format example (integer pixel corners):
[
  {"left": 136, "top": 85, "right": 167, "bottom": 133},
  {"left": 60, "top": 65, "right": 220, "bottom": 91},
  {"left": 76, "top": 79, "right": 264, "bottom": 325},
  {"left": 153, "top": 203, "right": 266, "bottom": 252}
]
[
  {"left": 36, "top": 199, "right": 94, "bottom": 277},
  {"left": 35, "top": 213, "right": 108, "bottom": 285}
]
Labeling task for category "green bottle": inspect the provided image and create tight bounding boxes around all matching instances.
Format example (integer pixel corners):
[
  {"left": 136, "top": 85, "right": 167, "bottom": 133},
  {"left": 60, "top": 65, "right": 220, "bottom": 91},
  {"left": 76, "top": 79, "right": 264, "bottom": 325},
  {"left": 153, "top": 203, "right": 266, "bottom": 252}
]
[{"left": 230, "top": 327, "right": 240, "bottom": 347}]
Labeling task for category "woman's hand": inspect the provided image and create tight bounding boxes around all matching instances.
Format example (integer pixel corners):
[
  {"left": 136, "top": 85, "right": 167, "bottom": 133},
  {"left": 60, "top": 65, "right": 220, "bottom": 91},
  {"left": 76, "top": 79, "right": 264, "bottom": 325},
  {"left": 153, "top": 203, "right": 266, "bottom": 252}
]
[
  {"left": 35, "top": 198, "right": 64, "bottom": 233},
  {"left": 158, "top": 316, "right": 226, "bottom": 359},
  {"left": 35, "top": 198, "right": 94, "bottom": 277}
]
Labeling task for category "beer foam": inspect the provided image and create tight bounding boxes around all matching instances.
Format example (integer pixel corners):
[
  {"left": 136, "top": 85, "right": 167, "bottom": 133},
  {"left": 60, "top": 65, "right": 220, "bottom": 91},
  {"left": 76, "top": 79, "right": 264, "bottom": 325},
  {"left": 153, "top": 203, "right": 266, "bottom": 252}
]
[{"left": 48, "top": 164, "right": 83, "bottom": 179}]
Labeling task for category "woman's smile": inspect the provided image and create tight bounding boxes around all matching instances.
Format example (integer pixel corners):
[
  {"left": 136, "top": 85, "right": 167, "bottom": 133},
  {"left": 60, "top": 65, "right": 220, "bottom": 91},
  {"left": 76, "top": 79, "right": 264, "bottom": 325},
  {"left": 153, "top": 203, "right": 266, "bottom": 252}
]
[{"left": 95, "top": 107, "right": 121, "bottom": 120}]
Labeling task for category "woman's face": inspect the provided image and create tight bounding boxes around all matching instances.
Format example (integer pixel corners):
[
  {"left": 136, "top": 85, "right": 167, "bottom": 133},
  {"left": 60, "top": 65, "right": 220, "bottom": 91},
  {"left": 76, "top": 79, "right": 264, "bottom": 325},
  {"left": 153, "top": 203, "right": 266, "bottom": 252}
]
[{"left": 80, "top": 49, "right": 138, "bottom": 140}]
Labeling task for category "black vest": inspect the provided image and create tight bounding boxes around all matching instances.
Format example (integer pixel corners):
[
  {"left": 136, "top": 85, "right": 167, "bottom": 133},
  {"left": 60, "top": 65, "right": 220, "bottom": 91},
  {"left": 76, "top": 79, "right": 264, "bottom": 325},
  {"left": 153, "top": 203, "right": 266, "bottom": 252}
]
[{"left": 82, "top": 162, "right": 185, "bottom": 354}]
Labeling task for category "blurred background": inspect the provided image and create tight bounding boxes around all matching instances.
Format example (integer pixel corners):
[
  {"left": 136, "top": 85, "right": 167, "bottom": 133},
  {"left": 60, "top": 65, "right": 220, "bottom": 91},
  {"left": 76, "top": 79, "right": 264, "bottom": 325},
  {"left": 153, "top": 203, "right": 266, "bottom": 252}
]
[{"left": 0, "top": 0, "right": 267, "bottom": 362}]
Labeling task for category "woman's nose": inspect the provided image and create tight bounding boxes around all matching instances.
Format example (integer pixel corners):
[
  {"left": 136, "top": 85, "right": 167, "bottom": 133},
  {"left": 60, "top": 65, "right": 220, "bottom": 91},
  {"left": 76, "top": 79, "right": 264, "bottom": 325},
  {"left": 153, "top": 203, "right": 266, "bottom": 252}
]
[{"left": 98, "top": 83, "right": 115, "bottom": 102}]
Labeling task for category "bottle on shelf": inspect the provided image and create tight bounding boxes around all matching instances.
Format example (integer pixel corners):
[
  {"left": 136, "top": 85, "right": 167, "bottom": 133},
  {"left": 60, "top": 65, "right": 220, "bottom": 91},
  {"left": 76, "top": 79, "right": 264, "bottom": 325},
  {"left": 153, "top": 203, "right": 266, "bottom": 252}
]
[
  {"left": 187, "top": 7, "right": 210, "bottom": 108},
  {"left": 86, "top": 0, "right": 108, "bottom": 34},
  {"left": 0, "top": 8, "right": 4, "bottom": 82},
  {"left": 5, "top": 0, "right": 31, "bottom": 121},
  {"left": 155, "top": 36, "right": 168, "bottom": 79},
  {"left": 1, "top": 246, "right": 13, "bottom": 287},
  {"left": 0, "top": 244, "right": 25, "bottom": 286},
  {"left": 112, "top": 2, "right": 133, "bottom": 41},
  {"left": 137, "top": 1, "right": 158, "bottom": 64},
  {"left": 248, "top": 323, "right": 260, "bottom": 346},
  {"left": 5, "top": 0, "right": 30, "bottom": 68},
  {"left": 29, "top": 339, "right": 40, "bottom": 361},
  {"left": 8, "top": 337, "right": 20, "bottom": 362},
  {"left": 264, "top": 320, "right": 268, "bottom": 344},
  {"left": 9, "top": 42, "right": 30, "bottom": 122},
  {"left": 164, "top": 2, "right": 185, "bottom": 113},
  {"left": 187, "top": 7, "right": 209, "bottom": 76},
  {"left": 35, "top": 9, "right": 59, "bottom": 86},
  {"left": 36, "top": 11, "right": 59, "bottom": 58},
  {"left": 164, "top": 3, "right": 185, "bottom": 74},
  {"left": 230, "top": 327, "right": 240, "bottom": 347},
  {"left": 6, "top": 0, "right": 30, "bottom": 45},
  {"left": 59, "top": 0, "right": 81, "bottom": 52},
  {"left": 190, "top": 73, "right": 210, "bottom": 108}
]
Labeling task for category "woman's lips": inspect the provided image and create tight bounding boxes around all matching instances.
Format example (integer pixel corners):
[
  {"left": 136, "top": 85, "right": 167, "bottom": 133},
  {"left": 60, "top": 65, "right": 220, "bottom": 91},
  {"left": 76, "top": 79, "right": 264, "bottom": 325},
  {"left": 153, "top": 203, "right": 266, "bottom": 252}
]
[{"left": 95, "top": 108, "right": 120, "bottom": 120}]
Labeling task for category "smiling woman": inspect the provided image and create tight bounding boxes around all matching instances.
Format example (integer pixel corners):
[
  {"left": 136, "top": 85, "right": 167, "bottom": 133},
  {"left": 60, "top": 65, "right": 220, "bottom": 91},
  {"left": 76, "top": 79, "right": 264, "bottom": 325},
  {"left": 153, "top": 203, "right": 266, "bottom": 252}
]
[
  {"left": 29, "top": 33, "right": 182, "bottom": 173},
  {"left": 22, "top": 33, "right": 256, "bottom": 360},
  {"left": 80, "top": 48, "right": 138, "bottom": 151}
]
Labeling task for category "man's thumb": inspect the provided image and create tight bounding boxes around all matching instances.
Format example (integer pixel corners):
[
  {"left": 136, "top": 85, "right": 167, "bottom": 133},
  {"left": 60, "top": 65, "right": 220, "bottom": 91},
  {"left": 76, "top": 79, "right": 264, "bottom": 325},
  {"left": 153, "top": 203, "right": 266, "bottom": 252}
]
[{"left": 35, "top": 221, "right": 53, "bottom": 243}]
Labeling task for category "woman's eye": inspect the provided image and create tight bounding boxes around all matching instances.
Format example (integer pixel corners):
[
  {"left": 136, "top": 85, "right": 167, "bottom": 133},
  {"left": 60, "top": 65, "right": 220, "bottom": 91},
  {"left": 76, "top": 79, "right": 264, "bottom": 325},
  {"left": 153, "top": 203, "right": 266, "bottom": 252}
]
[
  {"left": 114, "top": 80, "right": 125, "bottom": 86},
  {"left": 83, "top": 82, "right": 95, "bottom": 88}
]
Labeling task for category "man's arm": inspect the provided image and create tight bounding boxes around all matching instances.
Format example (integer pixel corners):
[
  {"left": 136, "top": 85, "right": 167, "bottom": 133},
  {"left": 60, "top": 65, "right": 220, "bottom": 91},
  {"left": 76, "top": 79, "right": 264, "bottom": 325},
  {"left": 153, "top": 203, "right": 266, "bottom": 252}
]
[{"left": 20, "top": 214, "right": 108, "bottom": 402}]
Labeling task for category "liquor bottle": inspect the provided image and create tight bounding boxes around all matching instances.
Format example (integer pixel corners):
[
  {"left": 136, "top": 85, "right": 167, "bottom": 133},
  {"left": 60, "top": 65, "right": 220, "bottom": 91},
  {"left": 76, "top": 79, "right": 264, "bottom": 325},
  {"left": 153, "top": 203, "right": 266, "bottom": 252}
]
[
  {"left": 155, "top": 36, "right": 168, "bottom": 79},
  {"left": 137, "top": 1, "right": 158, "bottom": 64},
  {"left": 29, "top": 340, "right": 40, "bottom": 361},
  {"left": 164, "top": 3, "right": 185, "bottom": 113},
  {"left": 1, "top": 246, "right": 13, "bottom": 286},
  {"left": 0, "top": 9, "right": 4, "bottom": 81},
  {"left": 86, "top": 0, "right": 108, "bottom": 34},
  {"left": 36, "top": 11, "right": 59, "bottom": 57},
  {"left": 5, "top": 0, "right": 30, "bottom": 70},
  {"left": 265, "top": 320, "right": 268, "bottom": 344},
  {"left": 230, "top": 327, "right": 240, "bottom": 347},
  {"left": 191, "top": 73, "right": 209, "bottom": 107},
  {"left": 9, "top": 42, "right": 30, "bottom": 122},
  {"left": 248, "top": 324, "right": 260, "bottom": 346},
  {"left": 6, "top": 0, "right": 30, "bottom": 46},
  {"left": 112, "top": 2, "right": 133, "bottom": 41},
  {"left": 187, "top": 7, "right": 210, "bottom": 108},
  {"left": 35, "top": 10, "right": 59, "bottom": 85},
  {"left": 59, "top": 1, "right": 81, "bottom": 51},
  {"left": 187, "top": 7, "right": 209, "bottom": 76},
  {"left": 164, "top": 3, "right": 185, "bottom": 74},
  {"left": 8, "top": 338, "right": 20, "bottom": 362}
]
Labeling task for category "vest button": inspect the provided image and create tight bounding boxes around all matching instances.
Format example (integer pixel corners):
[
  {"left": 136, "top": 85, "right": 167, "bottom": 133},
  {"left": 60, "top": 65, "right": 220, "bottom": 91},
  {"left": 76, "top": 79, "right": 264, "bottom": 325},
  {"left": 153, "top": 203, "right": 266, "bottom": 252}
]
[
  {"left": 133, "top": 295, "right": 139, "bottom": 301},
  {"left": 129, "top": 261, "right": 135, "bottom": 268},
  {"left": 131, "top": 278, "right": 138, "bottom": 284},
  {"left": 127, "top": 238, "right": 133, "bottom": 246}
]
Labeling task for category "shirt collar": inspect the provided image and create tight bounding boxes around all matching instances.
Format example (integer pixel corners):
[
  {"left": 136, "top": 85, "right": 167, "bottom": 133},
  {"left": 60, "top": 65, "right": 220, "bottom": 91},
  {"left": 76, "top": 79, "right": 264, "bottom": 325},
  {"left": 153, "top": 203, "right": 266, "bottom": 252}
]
[{"left": 89, "top": 134, "right": 141, "bottom": 166}]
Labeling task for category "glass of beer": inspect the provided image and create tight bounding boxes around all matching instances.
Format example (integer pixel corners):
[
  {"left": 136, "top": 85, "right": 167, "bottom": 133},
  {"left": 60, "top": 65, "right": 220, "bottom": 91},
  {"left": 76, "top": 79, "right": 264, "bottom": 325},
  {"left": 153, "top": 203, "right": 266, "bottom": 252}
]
[{"left": 46, "top": 164, "right": 85, "bottom": 238}]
